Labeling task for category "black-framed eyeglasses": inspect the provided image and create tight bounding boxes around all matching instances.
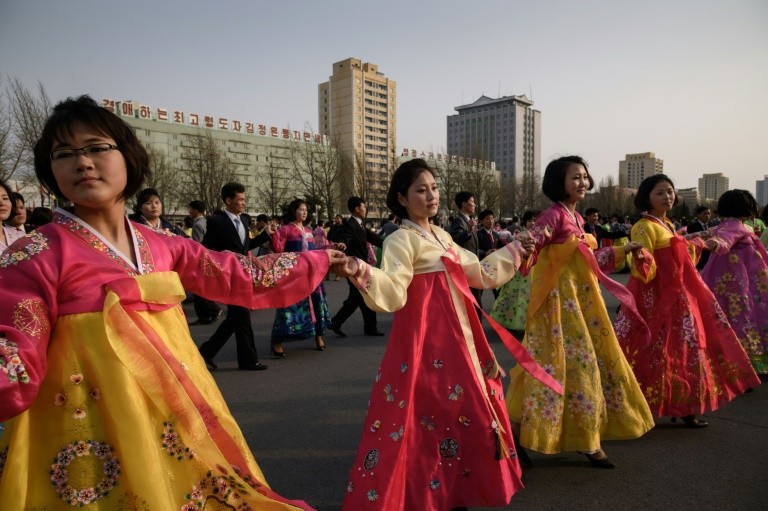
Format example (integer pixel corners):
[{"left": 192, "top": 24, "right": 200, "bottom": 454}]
[{"left": 50, "top": 143, "right": 119, "bottom": 162}]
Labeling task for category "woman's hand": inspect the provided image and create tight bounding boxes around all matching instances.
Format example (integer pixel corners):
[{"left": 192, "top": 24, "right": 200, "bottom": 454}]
[
  {"left": 331, "top": 256, "right": 359, "bottom": 278},
  {"left": 515, "top": 231, "right": 535, "bottom": 256},
  {"left": 325, "top": 249, "right": 347, "bottom": 266},
  {"left": 331, "top": 242, "right": 347, "bottom": 251},
  {"left": 623, "top": 241, "right": 645, "bottom": 259}
]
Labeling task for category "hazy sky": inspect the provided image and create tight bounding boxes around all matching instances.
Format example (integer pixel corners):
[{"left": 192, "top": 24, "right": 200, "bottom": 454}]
[{"left": 2, "top": 0, "right": 766, "bottom": 193}]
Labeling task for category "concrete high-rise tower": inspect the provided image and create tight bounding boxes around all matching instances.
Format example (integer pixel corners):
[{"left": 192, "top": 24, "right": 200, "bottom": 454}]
[
  {"left": 319, "top": 58, "right": 397, "bottom": 216},
  {"left": 446, "top": 94, "right": 541, "bottom": 184},
  {"left": 618, "top": 152, "right": 664, "bottom": 189}
]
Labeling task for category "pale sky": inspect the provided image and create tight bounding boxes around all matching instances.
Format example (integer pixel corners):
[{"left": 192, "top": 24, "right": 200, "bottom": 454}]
[{"left": 1, "top": 0, "right": 766, "bottom": 193}]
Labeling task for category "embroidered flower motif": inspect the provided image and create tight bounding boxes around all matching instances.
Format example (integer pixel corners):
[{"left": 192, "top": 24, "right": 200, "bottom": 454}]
[
  {"left": 13, "top": 298, "right": 50, "bottom": 338},
  {"left": 382, "top": 384, "right": 395, "bottom": 402},
  {"left": 399, "top": 400, "right": 405, "bottom": 409},
  {"left": 429, "top": 479, "right": 441, "bottom": 490},
  {"left": 0, "top": 337, "right": 29, "bottom": 384},
  {"left": 439, "top": 438, "right": 459, "bottom": 458},
  {"left": 370, "top": 420, "right": 381, "bottom": 432},
  {"left": 50, "top": 440, "right": 120, "bottom": 505},
  {"left": 161, "top": 421, "right": 195, "bottom": 460},
  {"left": 458, "top": 415, "right": 471, "bottom": 426},
  {"left": 563, "top": 299, "right": 578, "bottom": 313},
  {"left": 389, "top": 426, "right": 404, "bottom": 441},
  {"left": 183, "top": 471, "right": 257, "bottom": 509},
  {"left": 200, "top": 252, "right": 224, "bottom": 278},
  {"left": 433, "top": 359, "right": 444, "bottom": 369},
  {"left": 367, "top": 489, "right": 379, "bottom": 501},
  {"left": 363, "top": 449, "right": 379, "bottom": 470},
  {"left": 0, "top": 231, "right": 50, "bottom": 267},
  {"left": 400, "top": 362, "right": 408, "bottom": 373},
  {"left": 448, "top": 384, "right": 463, "bottom": 401},
  {"left": 420, "top": 417, "right": 436, "bottom": 431},
  {"left": 347, "top": 482, "right": 354, "bottom": 493}
]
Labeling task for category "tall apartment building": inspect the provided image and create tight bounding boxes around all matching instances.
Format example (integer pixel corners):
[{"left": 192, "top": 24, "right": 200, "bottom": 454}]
[
  {"left": 318, "top": 58, "right": 397, "bottom": 216},
  {"left": 698, "top": 173, "right": 729, "bottom": 202},
  {"left": 618, "top": 152, "right": 664, "bottom": 189},
  {"left": 756, "top": 175, "right": 768, "bottom": 206},
  {"left": 446, "top": 94, "right": 541, "bottom": 184}
]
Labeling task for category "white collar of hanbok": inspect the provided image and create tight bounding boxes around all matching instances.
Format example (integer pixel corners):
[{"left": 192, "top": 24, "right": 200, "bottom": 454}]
[
  {"left": 56, "top": 207, "right": 143, "bottom": 274},
  {"left": 401, "top": 219, "right": 449, "bottom": 250}
]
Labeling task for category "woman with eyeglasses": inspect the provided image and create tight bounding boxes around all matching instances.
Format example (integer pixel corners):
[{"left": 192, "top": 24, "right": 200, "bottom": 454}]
[{"left": 0, "top": 95, "right": 347, "bottom": 509}]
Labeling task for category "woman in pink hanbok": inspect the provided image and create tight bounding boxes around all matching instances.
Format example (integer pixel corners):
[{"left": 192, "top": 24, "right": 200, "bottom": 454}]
[
  {"left": 0, "top": 96, "right": 347, "bottom": 510},
  {"left": 337, "top": 159, "right": 562, "bottom": 511},
  {"left": 616, "top": 175, "right": 760, "bottom": 429},
  {"left": 701, "top": 190, "right": 768, "bottom": 374}
]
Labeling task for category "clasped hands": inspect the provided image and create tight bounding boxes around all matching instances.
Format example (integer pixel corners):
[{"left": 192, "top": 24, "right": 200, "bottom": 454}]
[{"left": 325, "top": 249, "right": 358, "bottom": 278}]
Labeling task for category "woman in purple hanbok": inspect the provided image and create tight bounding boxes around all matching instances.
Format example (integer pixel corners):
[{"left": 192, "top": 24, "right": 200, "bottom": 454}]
[{"left": 701, "top": 190, "right": 768, "bottom": 373}]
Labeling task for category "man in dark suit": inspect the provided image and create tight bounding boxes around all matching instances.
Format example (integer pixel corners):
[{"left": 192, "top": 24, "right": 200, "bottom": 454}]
[
  {"left": 687, "top": 205, "right": 712, "bottom": 271},
  {"left": 188, "top": 199, "right": 222, "bottom": 325},
  {"left": 199, "top": 182, "right": 275, "bottom": 371},
  {"left": 449, "top": 191, "right": 483, "bottom": 306},
  {"left": 330, "top": 197, "right": 384, "bottom": 337}
]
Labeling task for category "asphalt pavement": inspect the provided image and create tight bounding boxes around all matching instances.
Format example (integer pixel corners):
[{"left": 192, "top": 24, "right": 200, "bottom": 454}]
[{"left": 186, "top": 274, "right": 768, "bottom": 511}]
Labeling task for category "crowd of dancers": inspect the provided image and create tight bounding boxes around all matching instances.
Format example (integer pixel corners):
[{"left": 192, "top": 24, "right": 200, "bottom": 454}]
[{"left": 0, "top": 95, "right": 763, "bottom": 510}]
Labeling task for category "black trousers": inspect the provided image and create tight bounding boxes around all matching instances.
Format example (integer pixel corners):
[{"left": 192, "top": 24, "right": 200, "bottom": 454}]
[
  {"left": 331, "top": 279, "right": 377, "bottom": 333},
  {"left": 199, "top": 304, "right": 259, "bottom": 367},
  {"left": 193, "top": 294, "right": 221, "bottom": 321}
]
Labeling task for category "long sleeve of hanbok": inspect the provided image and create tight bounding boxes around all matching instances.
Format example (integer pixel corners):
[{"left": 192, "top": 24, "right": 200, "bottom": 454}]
[
  {"left": 0, "top": 235, "right": 60, "bottom": 421},
  {"left": 347, "top": 229, "right": 526, "bottom": 313},
  {"left": 708, "top": 222, "right": 745, "bottom": 255},
  {"left": 164, "top": 233, "right": 329, "bottom": 310},
  {"left": 629, "top": 221, "right": 659, "bottom": 284}
]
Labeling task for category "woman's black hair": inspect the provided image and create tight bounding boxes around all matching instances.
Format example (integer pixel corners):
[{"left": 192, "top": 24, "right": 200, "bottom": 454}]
[
  {"left": 634, "top": 174, "right": 679, "bottom": 211},
  {"left": 386, "top": 158, "right": 435, "bottom": 220},
  {"left": 521, "top": 210, "right": 539, "bottom": 224},
  {"left": 282, "top": 198, "right": 307, "bottom": 225},
  {"left": 716, "top": 189, "right": 759, "bottom": 219},
  {"left": 34, "top": 95, "right": 150, "bottom": 201},
  {"left": 541, "top": 155, "right": 594, "bottom": 202}
]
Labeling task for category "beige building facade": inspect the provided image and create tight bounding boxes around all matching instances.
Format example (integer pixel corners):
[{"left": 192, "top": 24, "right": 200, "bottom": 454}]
[
  {"left": 103, "top": 98, "right": 336, "bottom": 217},
  {"left": 318, "top": 58, "right": 397, "bottom": 214},
  {"left": 676, "top": 187, "right": 700, "bottom": 206},
  {"left": 698, "top": 172, "right": 729, "bottom": 202},
  {"left": 618, "top": 152, "right": 664, "bottom": 189}
]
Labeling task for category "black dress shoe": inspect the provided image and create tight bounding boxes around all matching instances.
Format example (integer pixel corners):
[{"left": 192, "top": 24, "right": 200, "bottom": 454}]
[
  {"left": 330, "top": 325, "right": 347, "bottom": 338},
  {"left": 681, "top": 415, "right": 708, "bottom": 428},
  {"left": 578, "top": 451, "right": 616, "bottom": 469},
  {"left": 364, "top": 331, "right": 385, "bottom": 337},
  {"left": 202, "top": 357, "right": 217, "bottom": 371},
  {"left": 271, "top": 346, "right": 286, "bottom": 358},
  {"left": 239, "top": 362, "right": 268, "bottom": 371}
]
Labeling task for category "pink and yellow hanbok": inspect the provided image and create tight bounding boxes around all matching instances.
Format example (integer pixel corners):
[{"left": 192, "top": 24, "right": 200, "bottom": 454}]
[
  {"left": 615, "top": 215, "right": 760, "bottom": 418},
  {"left": 340, "top": 220, "right": 560, "bottom": 511},
  {"left": 0, "top": 209, "right": 330, "bottom": 510},
  {"left": 506, "top": 204, "right": 654, "bottom": 455}
]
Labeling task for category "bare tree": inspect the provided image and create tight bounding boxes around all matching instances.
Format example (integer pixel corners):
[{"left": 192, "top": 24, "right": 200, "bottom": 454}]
[
  {"left": 7, "top": 78, "right": 51, "bottom": 185},
  {"left": 0, "top": 78, "right": 22, "bottom": 182},
  {"left": 141, "top": 145, "right": 185, "bottom": 214},
  {"left": 254, "top": 150, "right": 292, "bottom": 216},
  {"left": 180, "top": 131, "right": 236, "bottom": 215},
  {"left": 287, "top": 127, "right": 343, "bottom": 222}
]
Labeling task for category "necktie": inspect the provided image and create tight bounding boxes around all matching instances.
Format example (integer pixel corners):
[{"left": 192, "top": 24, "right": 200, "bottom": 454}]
[{"left": 234, "top": 217, "right": 245, "bottom": 244}]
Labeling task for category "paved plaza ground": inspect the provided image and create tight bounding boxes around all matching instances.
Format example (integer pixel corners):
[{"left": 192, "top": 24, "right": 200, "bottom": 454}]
[{"left": 186, "top": 274, "right": 768, "bottom": 510}]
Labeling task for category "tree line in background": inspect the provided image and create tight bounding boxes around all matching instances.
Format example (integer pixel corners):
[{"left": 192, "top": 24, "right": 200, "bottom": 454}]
[{"left": 0, "top": 77, "right": 693, "bottom": 225}]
